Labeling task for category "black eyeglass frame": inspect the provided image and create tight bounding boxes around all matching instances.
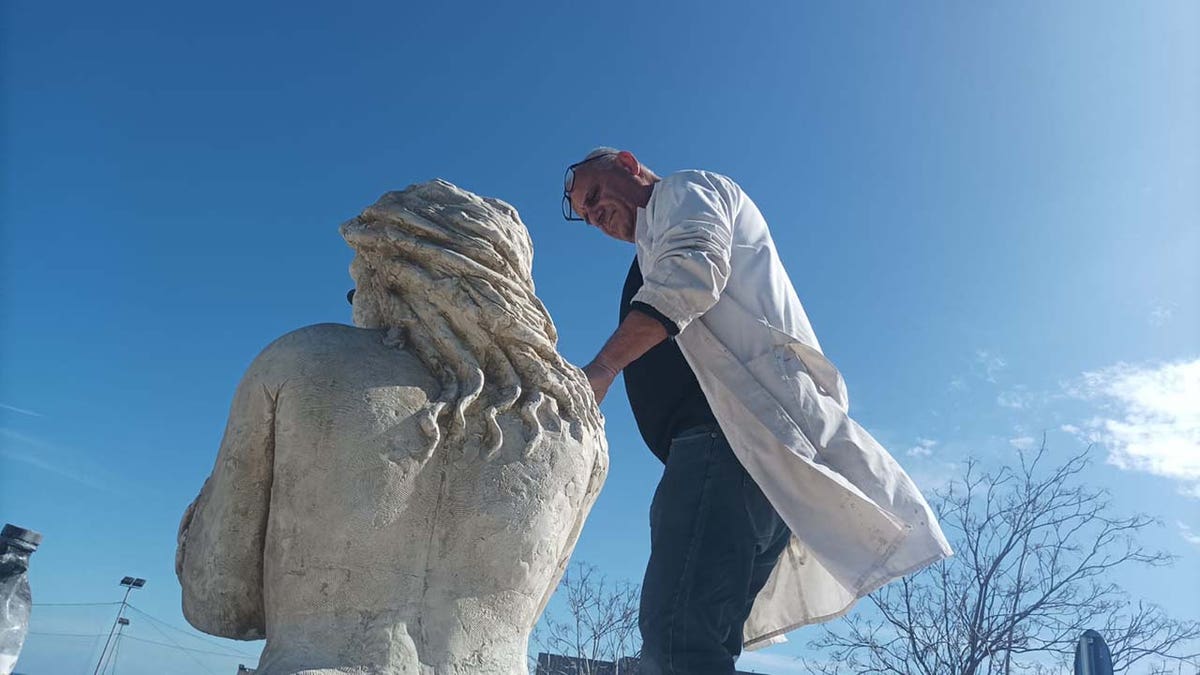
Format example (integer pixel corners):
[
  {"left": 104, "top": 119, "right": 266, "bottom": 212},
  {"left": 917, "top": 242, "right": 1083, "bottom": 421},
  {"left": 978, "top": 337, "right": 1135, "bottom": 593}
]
[{"left": 561, "top": 152, "right": 618, "bottom": 221}]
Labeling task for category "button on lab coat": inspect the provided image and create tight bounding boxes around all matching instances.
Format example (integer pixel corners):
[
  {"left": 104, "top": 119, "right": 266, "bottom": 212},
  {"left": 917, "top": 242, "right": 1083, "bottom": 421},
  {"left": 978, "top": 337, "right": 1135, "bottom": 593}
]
[{"left": 632, "top": 170, "right": 953, "bottom": 649}]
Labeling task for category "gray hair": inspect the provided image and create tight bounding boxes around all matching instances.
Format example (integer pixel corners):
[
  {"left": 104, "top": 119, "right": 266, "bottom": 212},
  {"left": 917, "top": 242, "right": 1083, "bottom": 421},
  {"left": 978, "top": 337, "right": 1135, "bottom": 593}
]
[
  {"left": 561, "top": 147, "right": 648, "bottom": 196},
  {"left": 563, "top": 146, "right": 621, "bottom": 193},
  {"left": 575, "top": 146, "right": 658, "bottom": 182},
  {"left": 582, "top": 146, "right": 620, "bottom": 164}
]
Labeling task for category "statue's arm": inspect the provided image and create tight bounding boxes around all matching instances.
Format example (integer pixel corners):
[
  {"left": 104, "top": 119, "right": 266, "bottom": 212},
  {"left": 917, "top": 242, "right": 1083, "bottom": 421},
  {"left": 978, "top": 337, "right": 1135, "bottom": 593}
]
[{"left": 176, "top": 360, "right": 278, "bottom": 640}]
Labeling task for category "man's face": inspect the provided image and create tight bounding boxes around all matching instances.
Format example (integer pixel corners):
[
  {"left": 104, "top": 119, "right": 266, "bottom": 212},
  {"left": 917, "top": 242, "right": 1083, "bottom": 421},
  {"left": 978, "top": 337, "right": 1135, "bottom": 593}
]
[{"left": 567, "top": 162, "right": 642, "bottom": 243}]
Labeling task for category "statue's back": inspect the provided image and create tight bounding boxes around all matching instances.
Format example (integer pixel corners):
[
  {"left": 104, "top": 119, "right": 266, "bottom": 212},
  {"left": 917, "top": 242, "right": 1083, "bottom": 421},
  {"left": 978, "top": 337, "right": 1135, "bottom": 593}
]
[{"left": 177, "top": 181, "right": 608, "bottom": 675}]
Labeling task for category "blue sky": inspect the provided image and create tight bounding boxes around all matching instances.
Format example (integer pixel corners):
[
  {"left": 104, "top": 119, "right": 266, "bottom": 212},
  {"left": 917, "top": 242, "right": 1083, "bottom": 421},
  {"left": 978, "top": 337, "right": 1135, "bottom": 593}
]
[{"left": 2, "top": 2, "right": 1197, "bottom": 673}]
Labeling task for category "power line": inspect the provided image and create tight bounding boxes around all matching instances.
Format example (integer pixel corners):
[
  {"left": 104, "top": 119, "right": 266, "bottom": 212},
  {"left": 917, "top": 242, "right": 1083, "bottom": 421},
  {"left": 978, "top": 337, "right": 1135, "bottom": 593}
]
[
  {"left": 125, "top": 604, "right": 258, "bottom": 659},
  {"left": 105, "top": 628, "right": 123, "bottom": 675},
  {"left": 94, "top": 577, "right": 144, "bottom": 675},
  {"left": 122, "top": 635, "right": 255, "bottom": 659},
  {"left": 32, "top": 602, "right": 122, "bottom": 607},
  {"left": 133, "top": 610, "right": 221, "bottom": 675},
  {"left": 26, "top": 599, "right": 259, "bottom": 669},
  {"left": 29, "top": 621, "right": 254, "bottom": 670}
]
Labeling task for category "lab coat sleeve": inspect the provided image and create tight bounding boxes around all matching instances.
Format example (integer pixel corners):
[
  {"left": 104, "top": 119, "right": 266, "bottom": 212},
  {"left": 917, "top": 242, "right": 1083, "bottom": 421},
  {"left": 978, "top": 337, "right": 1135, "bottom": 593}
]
[{"left": 632, "top": 174, "right": 734, "bottom": 333}]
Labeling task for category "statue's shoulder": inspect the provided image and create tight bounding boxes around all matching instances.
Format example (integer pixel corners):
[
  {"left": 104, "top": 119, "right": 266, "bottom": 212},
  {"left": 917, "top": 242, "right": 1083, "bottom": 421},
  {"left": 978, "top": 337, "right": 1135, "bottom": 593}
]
[
  {"left": 259, "top": 323, "right": 369, "bottom": 356},
  {"left": 245, "top": 323, "right": 429, "bottom": 389},
  {"left": 244, "top": 323, "right": 375, "bottom": 379}
]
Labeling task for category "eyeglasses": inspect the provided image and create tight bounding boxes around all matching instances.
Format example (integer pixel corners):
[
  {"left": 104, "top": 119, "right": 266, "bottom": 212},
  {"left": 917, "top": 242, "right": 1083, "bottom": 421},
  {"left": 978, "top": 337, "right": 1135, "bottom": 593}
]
[{"left": 562, "top": 152, "right": 617, "bottom": 221}]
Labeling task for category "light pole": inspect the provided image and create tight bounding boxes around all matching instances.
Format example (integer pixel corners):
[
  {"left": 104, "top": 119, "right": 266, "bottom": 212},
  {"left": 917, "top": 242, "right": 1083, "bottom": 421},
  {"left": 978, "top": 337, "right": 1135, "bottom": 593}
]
[
  {"left": 93, "top": 576, "right": 145, "bottom": 675},
  {"left": 97, "top": 617, "right": 130, "bottom": 675}
]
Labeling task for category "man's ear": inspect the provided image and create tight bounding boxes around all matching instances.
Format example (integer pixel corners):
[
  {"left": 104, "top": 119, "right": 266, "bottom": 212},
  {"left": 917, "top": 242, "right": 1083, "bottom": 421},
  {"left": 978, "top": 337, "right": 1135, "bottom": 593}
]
[{"left": 616, "top": 150, "right": 641, "bottom": 176}]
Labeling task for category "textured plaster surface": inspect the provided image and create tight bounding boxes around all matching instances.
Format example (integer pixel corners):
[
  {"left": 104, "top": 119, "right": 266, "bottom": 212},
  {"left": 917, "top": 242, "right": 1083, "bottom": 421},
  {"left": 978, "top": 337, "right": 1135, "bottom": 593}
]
[{"left": 177, "top": 181, "right": 608, "bottom": 674}]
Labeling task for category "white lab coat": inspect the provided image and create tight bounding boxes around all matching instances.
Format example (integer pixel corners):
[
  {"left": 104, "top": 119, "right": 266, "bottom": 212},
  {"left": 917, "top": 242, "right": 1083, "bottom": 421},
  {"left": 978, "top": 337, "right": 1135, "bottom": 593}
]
[{"left": 632, "top": 170, "right": 953, "bottom": 649}]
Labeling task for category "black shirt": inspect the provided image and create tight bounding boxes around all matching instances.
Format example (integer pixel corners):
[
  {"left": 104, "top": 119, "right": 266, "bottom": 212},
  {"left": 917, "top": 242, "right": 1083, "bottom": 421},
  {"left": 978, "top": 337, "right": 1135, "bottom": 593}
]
[{"left": 620, "top": 257, "right": 718, "bottom": 463}]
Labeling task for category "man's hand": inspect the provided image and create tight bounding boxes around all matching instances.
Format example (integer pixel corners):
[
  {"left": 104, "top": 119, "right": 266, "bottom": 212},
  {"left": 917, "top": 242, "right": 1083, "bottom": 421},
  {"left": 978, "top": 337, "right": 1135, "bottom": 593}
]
[
  {"left": 583, "top": 360, "right": 619, "bottom": 405},
  {"left": 582, "top": 309, "right": 671, "bottom": 406}
]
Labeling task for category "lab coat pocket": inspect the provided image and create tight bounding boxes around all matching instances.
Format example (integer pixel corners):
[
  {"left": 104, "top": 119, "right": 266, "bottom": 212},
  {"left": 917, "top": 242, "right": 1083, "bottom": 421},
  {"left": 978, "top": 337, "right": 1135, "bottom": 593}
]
[
  {"left": 768, "top": 343, "right": 852, "bottom": 460},
  {"left": 740, "top": 347, "right": 820, "bottom": 463}
]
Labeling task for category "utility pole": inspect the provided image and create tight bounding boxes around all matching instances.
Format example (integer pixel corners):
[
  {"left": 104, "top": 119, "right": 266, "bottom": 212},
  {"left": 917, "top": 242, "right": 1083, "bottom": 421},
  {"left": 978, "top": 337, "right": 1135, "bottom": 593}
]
[
  {"left": 93, "top": 576, "right": 145, "bottom": 675},
  {"left": 97, "top": 617, "right": 130, "bottom": 675}
]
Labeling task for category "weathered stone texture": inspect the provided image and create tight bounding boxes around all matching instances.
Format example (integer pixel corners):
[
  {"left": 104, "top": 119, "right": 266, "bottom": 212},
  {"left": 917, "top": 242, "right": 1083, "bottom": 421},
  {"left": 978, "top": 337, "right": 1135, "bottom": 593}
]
[{"left": 177, "top": 181, "right": 607, "bottom": 674}]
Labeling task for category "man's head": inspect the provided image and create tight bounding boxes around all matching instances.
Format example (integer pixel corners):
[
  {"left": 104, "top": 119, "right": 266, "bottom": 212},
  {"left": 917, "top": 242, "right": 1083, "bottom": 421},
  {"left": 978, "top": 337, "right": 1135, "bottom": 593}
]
[{"left": 563, "top": 147, "right": 659, "bottom": 243}]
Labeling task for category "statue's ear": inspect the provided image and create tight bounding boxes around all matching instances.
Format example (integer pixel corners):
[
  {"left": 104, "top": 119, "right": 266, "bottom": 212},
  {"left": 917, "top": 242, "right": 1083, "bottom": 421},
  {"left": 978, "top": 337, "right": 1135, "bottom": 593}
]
[{"left": 347, "top": 288, "right": 356, "bottom": 305}]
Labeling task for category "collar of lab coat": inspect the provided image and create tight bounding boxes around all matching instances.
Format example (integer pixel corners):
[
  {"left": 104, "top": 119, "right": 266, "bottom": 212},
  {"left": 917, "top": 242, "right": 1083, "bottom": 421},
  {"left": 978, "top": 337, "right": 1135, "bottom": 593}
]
[{"left": 634, "top": 180, "right": 661, "bottom": 243}]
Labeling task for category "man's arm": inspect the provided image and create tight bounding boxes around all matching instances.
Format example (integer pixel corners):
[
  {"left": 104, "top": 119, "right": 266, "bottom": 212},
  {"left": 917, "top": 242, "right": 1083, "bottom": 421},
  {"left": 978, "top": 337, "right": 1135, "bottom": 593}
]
[
  {"left": 585, "top": 174, "right": 736, "bottom": 404},
  {"left": 630, "top": 173, "right": 734, "bottom": 333},
  {"left": 583, "top": 309, "right": 669, "bottom": 403}
]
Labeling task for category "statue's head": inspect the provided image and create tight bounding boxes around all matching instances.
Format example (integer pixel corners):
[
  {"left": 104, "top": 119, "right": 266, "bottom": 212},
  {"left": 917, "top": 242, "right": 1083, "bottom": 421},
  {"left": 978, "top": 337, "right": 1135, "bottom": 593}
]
[
  {"left": 343, "top": 180, "right": 535, "bottom": 328},
  {"left": 340, "top": 180, "right": 601, "bottom": 460}
]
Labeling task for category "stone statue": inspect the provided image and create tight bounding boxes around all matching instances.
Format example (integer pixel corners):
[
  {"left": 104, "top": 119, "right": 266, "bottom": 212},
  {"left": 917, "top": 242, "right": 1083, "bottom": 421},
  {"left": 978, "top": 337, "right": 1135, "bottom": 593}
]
[{"left": 176, "top": 180, "right": 608, "bottom": 675}]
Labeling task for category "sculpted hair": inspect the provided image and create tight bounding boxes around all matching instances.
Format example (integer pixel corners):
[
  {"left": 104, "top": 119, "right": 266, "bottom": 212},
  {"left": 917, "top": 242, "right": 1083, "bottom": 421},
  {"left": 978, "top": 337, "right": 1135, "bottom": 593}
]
[{"left": 341, "top": 180, "right": 601, "bottom": 460}]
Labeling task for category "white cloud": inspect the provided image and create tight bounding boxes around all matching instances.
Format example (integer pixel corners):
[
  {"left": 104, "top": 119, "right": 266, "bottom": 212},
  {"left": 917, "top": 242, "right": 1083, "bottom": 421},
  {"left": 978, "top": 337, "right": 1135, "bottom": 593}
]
[
  {"left": 0, "top": 403, "right": 42, "bottom": 417},
  {"left": 1060, "top": 423, "right": 1081, "bottom": 435},
  {"left": 1150, "top": 304, "right": 1175, "bottom": 327},
  {"left": 0, "top": 428, "right": 117, "bottom": 493},
  {"left": 907, "top": 437, "right": 937, "bottom": 457},
  {"left": 997, "top": 385, "right": 1058, "bottom": 410},
  {"left": 975, "top": 350, "right": 1007, "bottom": 383},
  {"left": 1009, "top": 436, "right": 1037, "bottom": 451},
  {"left": 993, "top": 384, "right": 1060, "bottom": 410},
  {"left": 1064, "top": 358, "right": 1200, "bottom": 498},
  {"left": 1177, "top": 522, "right": 1200, "bottom": 548},
  {"left": 997, "top": 389, "right": 1028, "bottom": 409},
  {"left": 909, "top": 461, "right": 961, "bottom": 492}
]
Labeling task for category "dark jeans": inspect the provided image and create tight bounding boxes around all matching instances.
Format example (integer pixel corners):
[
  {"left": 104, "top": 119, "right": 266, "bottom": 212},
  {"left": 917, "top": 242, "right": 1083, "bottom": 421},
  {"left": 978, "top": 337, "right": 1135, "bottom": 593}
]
[{"left": 638, "top": 425, "right": 792, "bottom": 675}]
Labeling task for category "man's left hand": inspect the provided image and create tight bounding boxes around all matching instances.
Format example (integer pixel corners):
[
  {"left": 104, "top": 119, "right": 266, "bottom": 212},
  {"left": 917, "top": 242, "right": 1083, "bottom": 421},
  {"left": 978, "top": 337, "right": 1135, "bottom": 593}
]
[{"left": 583, "top": 361, "right": 618, "bottom": 405}]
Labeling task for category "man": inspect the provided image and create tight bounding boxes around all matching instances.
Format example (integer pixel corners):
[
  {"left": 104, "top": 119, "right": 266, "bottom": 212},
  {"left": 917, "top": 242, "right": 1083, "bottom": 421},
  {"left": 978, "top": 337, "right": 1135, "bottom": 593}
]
[{"left": 564, "top": 148, "right": 952, "bottom": 675}]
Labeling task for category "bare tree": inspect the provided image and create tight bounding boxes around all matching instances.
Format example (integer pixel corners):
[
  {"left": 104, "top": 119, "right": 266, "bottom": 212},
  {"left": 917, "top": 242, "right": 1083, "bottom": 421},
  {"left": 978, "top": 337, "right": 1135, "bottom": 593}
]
[
  {"left": 806, "top": 442, "right": 1200, "bottom": 675},
  {"left": 532, "top": 561, "right": 641, "bottom": 674}
]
